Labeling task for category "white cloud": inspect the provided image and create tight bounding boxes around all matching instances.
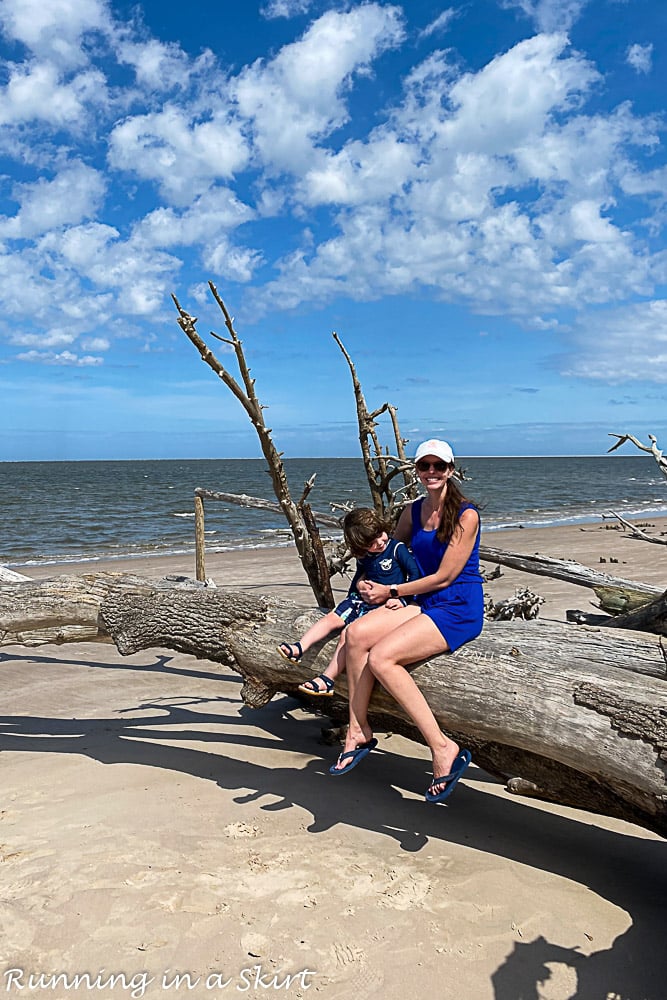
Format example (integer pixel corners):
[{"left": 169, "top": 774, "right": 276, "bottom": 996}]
[
  {"left": 562, "top": 301, "right": 667, "bottom": 382},
  {"left": 81, "top": 336, "right": 110, "bottom": 351},
  {"left": 626, "top": 43, "right": 653, "bottom": 75},
  {"left": 115, "top": 37, "right": 214, "bottom": 91},
  {"left": 252, "top": 32, "right": 641, "bottom": 320},
  {"left": 203, "top": 239, "right": 264, "bottom": 282},
  {"left": 10, "top": 329, "right": 76, "bottom": 348},
  {"left": 0, "top": 60, "right": 108, "bottom": 127},
  {"left": 261, "top": 0, "right": 314, "bottom": 18},
  {"left": 40, "top": 223, "right": 180, "bottom": 315},
  {"left": 0, "top": 0, "right": 664, "bottom": 394},
  {"left": 135, "top": 189, "right": 263, "bottom": 280},
  {"left": 0, "top": 161, "right": 106, "bottom": 239},
  {"left": 300, "top": 131, "right": 419, "bottom": 206},
  {"left": 136, "top": 187, "right": 255, "bottom": 248},
  {"left": 436, "top": 34, "right": 598, "bottom": 155},
  {"left": 16, "top": 348, "right": 104, "bottom": 366},
  {"left": 108, "top": 105, "right": 250, "bottom": 205},
  {"left": 0, "top": 0, "right": 110, "bottom": 67},
  {"left": 500, "top": 0, "right": 591, "bottom": 32},
  {"left": 419, "top": 9, "right": 457, "bottom": 39},
  {"left": 233, "top": 4, "right": 405, "bottom": 173}
]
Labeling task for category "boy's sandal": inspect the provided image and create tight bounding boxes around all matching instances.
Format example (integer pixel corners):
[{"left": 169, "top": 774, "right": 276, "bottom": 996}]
[
  {"left": 277, "top": 641, "right": 303, "bottom": 663},
  {"left": 297, "top": 674, "right": 335, "bottom": 697}
]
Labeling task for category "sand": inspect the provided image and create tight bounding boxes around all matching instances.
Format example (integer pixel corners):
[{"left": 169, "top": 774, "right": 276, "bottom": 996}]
[{"left": 1, "top": 518, "right": 666, "bottom": 999}]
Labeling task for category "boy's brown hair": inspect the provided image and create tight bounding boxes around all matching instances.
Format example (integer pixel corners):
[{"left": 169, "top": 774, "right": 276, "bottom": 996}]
[{"left": 343, "top": 508, "right": 389, "bottom": 558}]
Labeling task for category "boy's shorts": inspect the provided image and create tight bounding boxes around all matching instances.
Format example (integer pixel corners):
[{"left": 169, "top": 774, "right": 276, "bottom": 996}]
[{"left": 334, "top": 591, "right": 408, "bottom": 625}]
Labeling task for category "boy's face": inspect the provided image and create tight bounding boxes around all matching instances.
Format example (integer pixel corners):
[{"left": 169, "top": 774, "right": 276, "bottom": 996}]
[{"left": 366, "top": 531, "right": 389, "bottom": 554}]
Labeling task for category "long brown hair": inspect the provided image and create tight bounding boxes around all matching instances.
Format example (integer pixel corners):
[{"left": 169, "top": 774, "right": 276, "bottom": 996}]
[{"left": 436, "top": 473, "right": 477, "bottom": 543}]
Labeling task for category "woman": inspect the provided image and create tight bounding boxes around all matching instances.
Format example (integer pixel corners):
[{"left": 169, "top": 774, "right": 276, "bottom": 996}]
[{"left": 329, "top": 439, "right": 483, "bottom": 803}]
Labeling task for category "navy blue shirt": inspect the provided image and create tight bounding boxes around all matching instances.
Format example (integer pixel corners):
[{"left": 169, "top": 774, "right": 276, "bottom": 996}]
[{"left": 349, "top": 538, "right": 420, "bottom": 595}]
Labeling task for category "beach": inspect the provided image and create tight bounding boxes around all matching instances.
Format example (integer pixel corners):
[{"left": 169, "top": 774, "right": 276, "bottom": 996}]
[{"left": 1, "top": 518, "right": 665, "bottom": 999}]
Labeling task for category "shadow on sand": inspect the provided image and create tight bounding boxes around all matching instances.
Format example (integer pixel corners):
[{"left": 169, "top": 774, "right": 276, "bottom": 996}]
[{"left": 0, "top": 647, "right": 665, "bottom": 999}]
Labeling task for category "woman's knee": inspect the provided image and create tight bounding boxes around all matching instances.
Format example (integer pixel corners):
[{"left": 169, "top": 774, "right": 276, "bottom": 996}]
[
  {"left": 345, "top": 617, "right": 371, "bottom": 652},
  {"left": 367, "top": 646, "right": 395, "bottom": 681}
]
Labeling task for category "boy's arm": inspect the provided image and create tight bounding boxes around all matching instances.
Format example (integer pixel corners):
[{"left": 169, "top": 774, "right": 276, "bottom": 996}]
[
  {"left": 395, "top": 541, "right": 421, "bottom": 582},
  {"left": 348, "top": 560, "right": 364, "bottom": 595}
]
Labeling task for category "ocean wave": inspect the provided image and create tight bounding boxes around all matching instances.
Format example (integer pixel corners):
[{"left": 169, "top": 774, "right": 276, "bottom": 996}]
[{"left": 4, "top": 455, "right": 665, "bottom": 567}]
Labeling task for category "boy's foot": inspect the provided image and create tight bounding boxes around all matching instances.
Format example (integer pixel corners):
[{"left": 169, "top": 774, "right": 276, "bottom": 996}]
[
  {"left": 277, "top": 641, "right": 303, "bottom": 663},
  {"left": 298, "top": 674, "right": 335, "bottom": 697}
]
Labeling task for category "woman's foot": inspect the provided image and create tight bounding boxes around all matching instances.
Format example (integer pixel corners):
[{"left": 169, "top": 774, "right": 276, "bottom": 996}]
[
  {"left": 330, "top": 726, "right": 375, "bottom": 774},
  {"left": 277, "top": 641, "right": 303, "bottom": 663},
  {"left": 427, "top": 739, "right": 460, "bottom": 798},
  {"left": 426, "top": 748, "right": 471, "bottom": 803}
]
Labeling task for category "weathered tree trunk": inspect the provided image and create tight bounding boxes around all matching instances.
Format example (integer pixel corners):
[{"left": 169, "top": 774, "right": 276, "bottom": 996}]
[
  {"left": 190, "top": 491, "right": 662, "bottom": 622},
  {"left": 96, "top": 585, "right": 667, "bottom": 837},
  {"left": 567, "top": 592, "right": 667, "bottom": 636},
  {"left": 479, "top": 546, "right": 661, "bottom": 614},
  {"left": 0, "top": 573, "right": 204, "bottom": 646},
  {"left": 0, "top": 565, "right": 30, "bottom": 584},
  {"left": 4, "top": 574, "right": 666, "bottom": 837}
]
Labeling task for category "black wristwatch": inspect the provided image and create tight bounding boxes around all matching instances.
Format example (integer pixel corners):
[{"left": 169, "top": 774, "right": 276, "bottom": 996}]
[{"left": 389, "top": 586, "right": 400, "bottom": 598}]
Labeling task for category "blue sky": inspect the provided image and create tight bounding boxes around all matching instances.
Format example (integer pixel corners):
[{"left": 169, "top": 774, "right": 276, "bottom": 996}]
[{"left": 0, "top": 0, "right": 666, "bottom": 460}]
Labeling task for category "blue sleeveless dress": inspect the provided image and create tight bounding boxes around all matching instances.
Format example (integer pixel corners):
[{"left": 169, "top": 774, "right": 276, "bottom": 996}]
[{"left": 410, "top": 498, "right": 484, "bottom": 651}]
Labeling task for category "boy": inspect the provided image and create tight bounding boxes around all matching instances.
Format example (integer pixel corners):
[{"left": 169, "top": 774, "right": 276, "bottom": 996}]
[{"left": 277, "top": 507, "right": 421, "bottom": 696}]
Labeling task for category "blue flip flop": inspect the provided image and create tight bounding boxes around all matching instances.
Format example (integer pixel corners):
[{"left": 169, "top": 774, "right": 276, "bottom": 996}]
[
  {"left": 329, "top": 738, "right": 378, "bottom": 776},
  {"left": 425, "top": 749, "right": 472, "bottom": 803}
]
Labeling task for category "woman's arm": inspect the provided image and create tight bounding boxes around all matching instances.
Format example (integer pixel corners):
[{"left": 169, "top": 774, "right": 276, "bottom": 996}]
[{"left": 363, "top": 507, "right": 479, "bottom": 603}]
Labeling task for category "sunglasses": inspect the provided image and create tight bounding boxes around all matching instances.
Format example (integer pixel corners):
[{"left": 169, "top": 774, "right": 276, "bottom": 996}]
[{"left": 416, "top": 460, "right": 449, "bottom": 472}]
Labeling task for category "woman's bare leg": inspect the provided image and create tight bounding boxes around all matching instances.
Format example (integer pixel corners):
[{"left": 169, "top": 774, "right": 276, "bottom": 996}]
[
  {"left": 366, "top": 615, "right": 461, "bottom": 793},
  {"left": 331, "top": 604, "right": 421, "bottom": 771}
]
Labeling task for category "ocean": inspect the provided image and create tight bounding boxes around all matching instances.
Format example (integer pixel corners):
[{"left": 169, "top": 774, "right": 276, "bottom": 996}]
[{"left": 1, "top": 456, "right": 665, "bottom": 568}]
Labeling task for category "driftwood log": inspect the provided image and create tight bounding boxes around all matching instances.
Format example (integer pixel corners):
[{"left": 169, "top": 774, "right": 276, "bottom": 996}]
[
  {"left": 2, "top": 573, "right": 665, "bottom": 838},
  {"left": 479, "top": 547, "right": 662, "bottom": 614},
  {"left": 0, "top": 573, "right": 206, "bottom": 646}
]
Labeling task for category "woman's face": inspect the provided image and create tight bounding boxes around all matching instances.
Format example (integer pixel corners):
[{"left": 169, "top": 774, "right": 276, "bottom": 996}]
[{"left": 415, "top": 455, "right": 453, "bottom": 489}]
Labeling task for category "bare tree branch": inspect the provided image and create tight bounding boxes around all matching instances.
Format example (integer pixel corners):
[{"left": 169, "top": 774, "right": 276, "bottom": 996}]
[
  {"left": 603, "top": 510, "right": 667, "bottom": 546},
  {"left": 608, "top": 432, "right": 667, "bottom": 480},
  {"left": 174, "top": 287, "right": 335, "bottom": 607}
]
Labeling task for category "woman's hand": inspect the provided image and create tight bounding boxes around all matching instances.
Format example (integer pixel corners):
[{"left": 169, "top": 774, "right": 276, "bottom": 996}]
[
  {"left": 363, "top": 581, "right": 390, "bottom": 605},
  {"left": 356, "top": 578, "right": 373, "bottom": 600}
]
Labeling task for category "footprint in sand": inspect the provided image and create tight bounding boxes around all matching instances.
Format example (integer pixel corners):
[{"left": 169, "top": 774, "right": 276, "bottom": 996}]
[
  {"left": 377, "top": 869, "right": 432, "bottom": 910},
  {"left": 223, "top": 822, "right": 259, "bottom": 838}
]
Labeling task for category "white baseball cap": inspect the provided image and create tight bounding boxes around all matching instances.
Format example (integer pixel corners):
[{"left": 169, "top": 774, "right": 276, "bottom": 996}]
[{"left": 414, "top": 439, "right": 455, "bottom": 465}]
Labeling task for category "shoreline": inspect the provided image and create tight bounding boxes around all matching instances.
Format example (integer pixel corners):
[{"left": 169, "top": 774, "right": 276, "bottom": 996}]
[
  {"left": 14, "top": 514, "right": 666, "bottom": 623},
  {"left": 6, "top": 509, "right": 667, "bottom": 573}
]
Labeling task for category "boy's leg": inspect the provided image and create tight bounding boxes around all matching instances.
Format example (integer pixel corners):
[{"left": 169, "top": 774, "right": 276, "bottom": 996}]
[
  {"left": 278, "top": 609, "right": 345, "bottom": 661},
  {"left": 297, "top": 630, "right": 347, "bottom": 695},
  {"left": 305, "top": 598, "right": 373, "bottom": 686}
]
